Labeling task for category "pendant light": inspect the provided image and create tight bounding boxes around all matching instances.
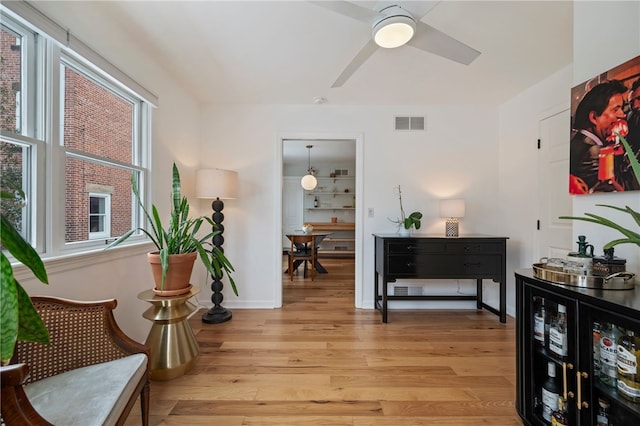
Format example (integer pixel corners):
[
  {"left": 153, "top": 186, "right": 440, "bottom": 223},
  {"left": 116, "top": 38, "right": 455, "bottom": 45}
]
[{"left": 300, "top": 145, "right": 317, "bottom": 190}]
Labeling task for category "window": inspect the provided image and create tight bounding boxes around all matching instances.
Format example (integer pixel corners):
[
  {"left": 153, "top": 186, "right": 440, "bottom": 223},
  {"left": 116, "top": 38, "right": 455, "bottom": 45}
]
[
  {"left": 0, "top": 5, "right": 153, "bottom": 259},
  {"left": 61, "top": 59, "right": 142, "bottom": 246},
  {"left": 1, "top": 15, "right": 39, "bottom": 246},
  {"left": 88, "top": 193, "right": 110, "bottom": 239}
]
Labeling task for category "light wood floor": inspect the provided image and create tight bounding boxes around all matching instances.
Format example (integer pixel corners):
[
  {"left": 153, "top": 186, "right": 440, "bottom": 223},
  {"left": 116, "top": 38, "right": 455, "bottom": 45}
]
[{"left": 125, "top": 257, "right": 520, "bottom": 425}]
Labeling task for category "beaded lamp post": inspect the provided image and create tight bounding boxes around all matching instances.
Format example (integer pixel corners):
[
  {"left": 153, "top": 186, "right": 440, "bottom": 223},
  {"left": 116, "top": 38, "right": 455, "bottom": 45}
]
[{"left": 195, "top": 168, "right": 238, "bottom": 323}]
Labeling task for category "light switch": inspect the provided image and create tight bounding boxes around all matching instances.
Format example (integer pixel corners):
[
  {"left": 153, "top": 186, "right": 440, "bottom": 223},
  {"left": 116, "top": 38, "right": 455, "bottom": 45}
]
[{"left": 368, "top": 208, "right": 374, "bottom": 218}]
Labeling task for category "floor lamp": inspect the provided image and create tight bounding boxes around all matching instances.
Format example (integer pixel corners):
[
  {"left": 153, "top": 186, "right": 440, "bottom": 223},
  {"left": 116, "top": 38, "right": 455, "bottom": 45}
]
[{"left": 196, "top": 168, "right": 238, "bottom": 324}]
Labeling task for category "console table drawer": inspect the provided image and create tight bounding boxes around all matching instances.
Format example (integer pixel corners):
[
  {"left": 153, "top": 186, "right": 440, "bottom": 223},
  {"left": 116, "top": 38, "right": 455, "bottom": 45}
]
[
  {"left": 446, "top": 242, "right": 504, "bottom": 254},
  {"left": 387, "top": 240, "right": 445, "bottom": 254},
  {"left": 387, "top": 254, "right": 501, "bottom": 276}
]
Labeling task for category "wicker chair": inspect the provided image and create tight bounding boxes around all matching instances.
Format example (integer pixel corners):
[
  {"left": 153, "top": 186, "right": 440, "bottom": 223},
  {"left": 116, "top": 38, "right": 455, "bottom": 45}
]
[{"left": 1, "top": 296, "right": 150, "bottom": 426}]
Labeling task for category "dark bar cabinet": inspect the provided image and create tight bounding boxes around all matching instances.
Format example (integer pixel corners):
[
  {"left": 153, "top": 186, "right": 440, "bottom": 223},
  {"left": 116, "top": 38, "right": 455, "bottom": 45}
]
[{"left": 516, "top": 270, "right": 640, "bottom": 425}]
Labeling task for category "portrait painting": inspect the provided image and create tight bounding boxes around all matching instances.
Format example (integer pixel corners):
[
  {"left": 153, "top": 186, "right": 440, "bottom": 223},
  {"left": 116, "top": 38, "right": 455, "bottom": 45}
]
[{"left": 569, "top": 55, "right": 640, "bottom": 194}]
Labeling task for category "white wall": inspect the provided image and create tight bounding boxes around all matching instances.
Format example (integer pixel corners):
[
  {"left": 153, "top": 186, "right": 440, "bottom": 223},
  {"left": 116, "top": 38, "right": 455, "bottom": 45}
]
[
  {"left": 571, "top": 1, "right": 640, "bottom": 275},
  {"left": 498, "top": 65, "right": 573, "bottom": 316},
  {"left": 198, "top": 104, "right": 501, "bottom": 311}
]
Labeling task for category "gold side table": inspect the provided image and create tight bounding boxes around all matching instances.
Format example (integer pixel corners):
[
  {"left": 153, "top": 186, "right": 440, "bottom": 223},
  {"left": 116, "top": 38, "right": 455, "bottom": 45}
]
[{"left": 137, "top": 285, "right": 200, "bottom": 381}]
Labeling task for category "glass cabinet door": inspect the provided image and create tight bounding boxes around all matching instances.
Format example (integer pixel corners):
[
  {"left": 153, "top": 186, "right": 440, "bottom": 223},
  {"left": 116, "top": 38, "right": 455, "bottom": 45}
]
[
  {"left": 583, "top": 305, "right": 640, "bottom": 426},
  {"left": 525, "top": 284, "right": 578, "bottom": 425}
]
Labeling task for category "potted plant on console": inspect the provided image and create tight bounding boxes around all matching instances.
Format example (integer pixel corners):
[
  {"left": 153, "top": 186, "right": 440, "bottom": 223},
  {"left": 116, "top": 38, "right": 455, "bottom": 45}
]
[
  {"left": 108, "top": 163, "right": 237, "bottom": 297},
  {"left": 389, "top": 185, "right": 422, "bottom": 236}
]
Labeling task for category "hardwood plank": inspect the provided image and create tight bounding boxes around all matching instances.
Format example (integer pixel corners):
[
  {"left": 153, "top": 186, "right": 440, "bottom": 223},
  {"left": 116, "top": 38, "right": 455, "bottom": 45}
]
[{"left": 124, "top": 257, "right": 520, "bottom": 425}]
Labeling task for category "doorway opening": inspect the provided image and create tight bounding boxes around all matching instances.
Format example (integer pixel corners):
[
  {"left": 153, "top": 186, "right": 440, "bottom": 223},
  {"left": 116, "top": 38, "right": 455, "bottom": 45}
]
[{"left": 277, "top": 135, "right": 363, "bottom": 309}]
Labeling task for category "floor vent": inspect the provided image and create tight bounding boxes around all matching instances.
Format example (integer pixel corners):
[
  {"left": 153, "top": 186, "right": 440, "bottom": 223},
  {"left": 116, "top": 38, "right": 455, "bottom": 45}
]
[{"left": 395, "top": 116, "right": 425, "bottom": 131}]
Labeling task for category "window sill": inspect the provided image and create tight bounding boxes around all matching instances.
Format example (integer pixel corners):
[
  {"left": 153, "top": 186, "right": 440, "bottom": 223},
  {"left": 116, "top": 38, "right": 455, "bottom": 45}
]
[{"left": 11, "top": 241, "right": 154, "bottom": 282}]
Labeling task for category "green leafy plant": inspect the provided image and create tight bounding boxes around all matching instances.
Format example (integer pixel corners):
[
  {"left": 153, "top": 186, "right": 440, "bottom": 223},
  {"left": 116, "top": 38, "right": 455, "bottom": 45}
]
[
  {"left": 560, "top": 130, "right": 640, "bottom": 249},
  {"left": 107, "top": 163, "right": 237, "bottom": 295},
  {"left": 1, "top": 190, "right": 49, "bottom": 364},
  {"left": 389, "top": 185, "right": 423, "bottom": 230}
]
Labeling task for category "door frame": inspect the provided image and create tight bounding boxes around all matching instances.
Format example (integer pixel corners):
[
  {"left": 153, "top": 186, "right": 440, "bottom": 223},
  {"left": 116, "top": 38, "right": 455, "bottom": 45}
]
[
  {"left": 536, "top": 102, "right": 572, "bottom": 262},
  {"left": 274, "top": 132, "right": 364, "bottom": 308}
]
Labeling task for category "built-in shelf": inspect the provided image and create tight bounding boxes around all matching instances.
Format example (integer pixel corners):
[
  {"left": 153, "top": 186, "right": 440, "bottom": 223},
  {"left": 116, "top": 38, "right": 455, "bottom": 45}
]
[
  {"left": 307, "top": 222, "right": 355, "bottom": 257},
  {"left": 308, "top": 192, "right": 353, "bottom": 195},
  {"left": 306, "top": 207, "right": 355, "bottom": 210}
]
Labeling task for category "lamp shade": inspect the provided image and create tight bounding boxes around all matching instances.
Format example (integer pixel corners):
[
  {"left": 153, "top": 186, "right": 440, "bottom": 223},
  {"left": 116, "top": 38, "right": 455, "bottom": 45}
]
[
  {"left": 195, "top": 169, "right": 238, "bottom": 199},
  {"left": 439, "top": 199, "right": 465, "bottom": 218}
]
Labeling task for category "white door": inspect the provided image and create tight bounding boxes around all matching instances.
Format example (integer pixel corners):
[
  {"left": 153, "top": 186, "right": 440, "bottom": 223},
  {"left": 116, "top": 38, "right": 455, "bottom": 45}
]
[
  {"left": 537, "top": 107, "right": 573, "bottom": 260},
  {"left": 282, "top": 177, "right": 304, "bottom": 250}
]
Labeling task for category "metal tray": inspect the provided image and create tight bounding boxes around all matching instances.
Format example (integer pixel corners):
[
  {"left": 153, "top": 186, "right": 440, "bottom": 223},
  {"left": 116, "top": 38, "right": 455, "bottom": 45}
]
[{"left": 533, "top": 263, "right": 635, "bottom": 290}]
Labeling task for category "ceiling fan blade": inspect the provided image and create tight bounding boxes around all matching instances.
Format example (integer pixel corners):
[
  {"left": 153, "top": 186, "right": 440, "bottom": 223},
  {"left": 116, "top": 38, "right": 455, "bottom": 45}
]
[
  {"left": 408, "top": 21, "right": 480, "bottom": 65},
  {"left": 308, "top": 1, "right": 378, "bottom": 23},
  {"left": 332, "top": 40, "right": 379, "bottom": 88}
]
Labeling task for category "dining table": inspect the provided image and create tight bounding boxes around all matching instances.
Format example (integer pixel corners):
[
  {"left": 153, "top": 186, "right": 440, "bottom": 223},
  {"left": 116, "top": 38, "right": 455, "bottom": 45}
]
[{"left": 285, "top": 231, "right": 333, "bottom": 274}]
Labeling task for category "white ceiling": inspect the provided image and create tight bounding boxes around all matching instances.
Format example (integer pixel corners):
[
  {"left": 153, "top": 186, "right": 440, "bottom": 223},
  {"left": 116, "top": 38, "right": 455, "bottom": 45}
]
[{"left": 29, "top": 0, "right": 573, "bottom": 107}]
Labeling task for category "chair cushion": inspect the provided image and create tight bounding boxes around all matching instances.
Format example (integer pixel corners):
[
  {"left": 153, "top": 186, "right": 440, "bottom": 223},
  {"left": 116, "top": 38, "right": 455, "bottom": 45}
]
[{"left": 24, "top": 353, "right": 147, "bottom": 426}]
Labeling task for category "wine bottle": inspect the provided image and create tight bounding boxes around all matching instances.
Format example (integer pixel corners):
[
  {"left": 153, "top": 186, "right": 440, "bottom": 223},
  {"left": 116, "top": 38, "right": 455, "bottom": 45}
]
[
  {"left": 549, "top": 304, "right": 568, "bottom": 360},
  {"left": 534, "top": 297, "right": 546, "bottom": 347},
  {"left": 542, "top": 361, "right": 560, "bottom": 423},
  {"left": 551, "top": 395, "right": 568, "bottom": 426},
  {"left": 313, "top": 196, "right": 318, "bottom": 208},
  {"left": 596, "top": 398, "right": 609, "bottom": 426},
  {"left": 617, "top": 329, "right": 640, "bottom": 402},
  {"left": 600, "top": 323, "right": 621, "bottom": 388},
  {"left": 593, "top": 321, "right": 602, "bottom": 378}
]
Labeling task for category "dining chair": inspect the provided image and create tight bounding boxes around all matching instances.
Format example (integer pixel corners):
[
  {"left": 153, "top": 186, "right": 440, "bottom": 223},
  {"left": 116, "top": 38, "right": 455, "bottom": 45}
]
[{"left": 288, "top": 234, "right": 317, "bottom": 281}]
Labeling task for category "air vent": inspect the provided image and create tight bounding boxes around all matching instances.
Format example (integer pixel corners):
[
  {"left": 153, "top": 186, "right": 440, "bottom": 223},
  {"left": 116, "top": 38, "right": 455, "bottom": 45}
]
[
  {"left": 392, "top": 285, "right": 423, "bottom": 296},
  {"left": 395, "top": 116, "right": 425, "bottom": 131},
  {"left": 393, "top": 286, "right": 408, "bottom": 296}
]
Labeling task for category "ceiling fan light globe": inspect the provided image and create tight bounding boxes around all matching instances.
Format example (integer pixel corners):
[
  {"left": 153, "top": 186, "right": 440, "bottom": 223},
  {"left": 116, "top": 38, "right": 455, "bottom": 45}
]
[
  {"left": 301, "top": 174, "right": 317, "bottom": 190},
  {"left": 373, "top": 16, "right": 415, "bottom": 48}
]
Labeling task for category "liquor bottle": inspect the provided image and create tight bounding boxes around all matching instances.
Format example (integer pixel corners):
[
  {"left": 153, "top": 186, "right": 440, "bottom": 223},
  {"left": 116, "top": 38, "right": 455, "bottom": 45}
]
[
  {"left": 549, "top": 304, "right": 568, "bottom": 360},
  {"left": 551, "top": 395, "right": 568, "bottom": 426},
  {"left": 617, "top": 329, "right": 640, "bottom": 402},
  {"left": 313, "top": 196, "right": 318, "bottom": 208},
  {"left": 542, "top": 361, "right": 560, "bottom": 423},
  {"left": 600, "top": 323, "right": 621, "bottom": 388},
  {"left": 593, "top": 321, "right": 602, "bottom": 378},
  {"left": 596, "top": 398, "right": 609, "bottom": 426},
  {"left": 534, "top": 297, "right": 546, "bottom": 347}
]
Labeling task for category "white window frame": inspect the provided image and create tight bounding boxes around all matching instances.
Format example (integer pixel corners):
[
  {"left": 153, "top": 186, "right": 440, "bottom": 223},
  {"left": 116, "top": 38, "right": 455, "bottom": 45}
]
[{"left": 88, "top": 192, "right": 111, "bottom": 240}]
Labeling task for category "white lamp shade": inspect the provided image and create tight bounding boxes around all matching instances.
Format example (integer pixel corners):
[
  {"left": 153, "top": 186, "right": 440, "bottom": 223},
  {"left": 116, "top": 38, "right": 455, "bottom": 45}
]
[
  {"left": 195, "top": 169, "right": 238, "bottom": 199},
  {"left": 301, "top": 174, "right": 317, "bottom": 191},
  {"left": 439, "top": 199, "right": 465, "bottom": 218}
]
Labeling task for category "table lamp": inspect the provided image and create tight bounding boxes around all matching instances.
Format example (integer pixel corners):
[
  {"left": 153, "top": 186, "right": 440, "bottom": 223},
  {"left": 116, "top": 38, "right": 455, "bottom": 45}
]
[
  {"left": 439, "top": 199, "right": 465, "bottom": 237},
  {"left": 196, "top": 168, "right": 238, "bottom": 324}
]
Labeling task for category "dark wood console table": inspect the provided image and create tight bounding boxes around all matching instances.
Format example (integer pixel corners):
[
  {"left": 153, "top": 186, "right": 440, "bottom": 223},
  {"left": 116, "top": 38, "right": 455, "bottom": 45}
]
[{"left": 373, "top": 234, "right": 508, "bottom": 323}]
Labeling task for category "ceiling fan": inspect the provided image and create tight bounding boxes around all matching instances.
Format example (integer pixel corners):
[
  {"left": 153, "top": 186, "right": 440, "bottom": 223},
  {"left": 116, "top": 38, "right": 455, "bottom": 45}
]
[{"left": 310, "top": 1, "right": 481, "bottom": 88}]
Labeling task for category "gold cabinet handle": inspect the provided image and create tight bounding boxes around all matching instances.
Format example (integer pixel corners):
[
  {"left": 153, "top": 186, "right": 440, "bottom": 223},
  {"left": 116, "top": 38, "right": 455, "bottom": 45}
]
[
  {"left": 565, "top": 363, "right": 574, "bottom": 400},
  {"left": 562, "top": 362, "right": 568, "bottom": 399},
  {"left": 576, "top": 370, "right": 589, "bottom": 410}
]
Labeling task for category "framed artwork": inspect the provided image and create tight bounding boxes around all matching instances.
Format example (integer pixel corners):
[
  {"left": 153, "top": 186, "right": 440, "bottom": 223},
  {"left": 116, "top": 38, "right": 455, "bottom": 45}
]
[{"left": 569, "top": 55, "right": 640, "bottom": 194}]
